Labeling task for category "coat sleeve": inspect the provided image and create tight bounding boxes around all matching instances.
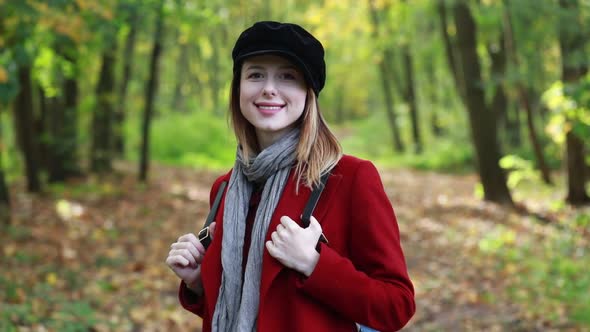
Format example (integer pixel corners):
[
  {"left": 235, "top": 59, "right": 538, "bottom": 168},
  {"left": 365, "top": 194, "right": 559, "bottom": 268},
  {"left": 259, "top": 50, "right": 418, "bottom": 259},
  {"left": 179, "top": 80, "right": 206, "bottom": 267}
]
[
  {"left": 178, "top": 281, "right": 205, "bottom": 316},
  {"left": 177, "top": 175, "right": 227, "bottom": 317},
  {"left": 296, "top": 160, "right": 415, "bottom": 331}
]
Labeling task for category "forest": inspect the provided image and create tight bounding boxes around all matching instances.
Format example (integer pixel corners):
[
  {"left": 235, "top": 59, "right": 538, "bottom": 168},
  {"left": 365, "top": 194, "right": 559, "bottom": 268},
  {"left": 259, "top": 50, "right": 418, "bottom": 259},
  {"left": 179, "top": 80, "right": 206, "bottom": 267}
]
[{"left": 1, "top": 0, "right": 589, "bottom": 331}]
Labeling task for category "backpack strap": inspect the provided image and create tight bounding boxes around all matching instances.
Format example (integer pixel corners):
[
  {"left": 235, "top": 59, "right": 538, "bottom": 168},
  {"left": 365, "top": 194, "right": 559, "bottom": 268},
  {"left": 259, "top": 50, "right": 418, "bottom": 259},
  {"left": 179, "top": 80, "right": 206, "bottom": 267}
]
[
  {"left": 198, "top": 181, "right": 227, "bottom": 249},
  {"left": 301, "top": 172, "right": 330, "bottom": 244}
]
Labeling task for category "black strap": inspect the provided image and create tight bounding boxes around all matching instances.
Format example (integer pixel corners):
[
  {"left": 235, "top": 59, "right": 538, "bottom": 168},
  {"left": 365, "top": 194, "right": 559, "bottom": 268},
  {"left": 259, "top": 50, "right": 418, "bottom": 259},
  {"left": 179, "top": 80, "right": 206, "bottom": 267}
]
[
  {"left": 301, "top": 172, "right": 330, "bottom": 244},
  {"left": 198, "top": 181, "right": 227, "bottom": 249},
  {"left": 203, "top": 181, "right": 227, "bottom": 229}
]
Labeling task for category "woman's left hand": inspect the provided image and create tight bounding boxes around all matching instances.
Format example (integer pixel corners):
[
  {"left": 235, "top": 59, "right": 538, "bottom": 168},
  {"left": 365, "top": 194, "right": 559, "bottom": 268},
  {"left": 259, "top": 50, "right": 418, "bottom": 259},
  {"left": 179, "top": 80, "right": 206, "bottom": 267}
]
[{"left": 266, "top": 215, "right": 322, "bottom": 277}]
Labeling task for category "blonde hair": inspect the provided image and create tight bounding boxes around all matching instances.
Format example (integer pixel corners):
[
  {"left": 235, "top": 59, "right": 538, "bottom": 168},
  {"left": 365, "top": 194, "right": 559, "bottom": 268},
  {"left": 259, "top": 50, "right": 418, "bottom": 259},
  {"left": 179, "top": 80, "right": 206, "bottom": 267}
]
[{"left": 230, "top": 76, "right": 342, "bottom": 189}]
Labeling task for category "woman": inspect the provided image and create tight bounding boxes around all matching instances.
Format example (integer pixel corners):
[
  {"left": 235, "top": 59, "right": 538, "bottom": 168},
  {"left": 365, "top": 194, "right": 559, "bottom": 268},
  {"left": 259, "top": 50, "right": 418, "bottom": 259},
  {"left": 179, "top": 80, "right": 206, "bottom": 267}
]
[{"left": 166, "top": 21, "right": 415, "bottom": 332}]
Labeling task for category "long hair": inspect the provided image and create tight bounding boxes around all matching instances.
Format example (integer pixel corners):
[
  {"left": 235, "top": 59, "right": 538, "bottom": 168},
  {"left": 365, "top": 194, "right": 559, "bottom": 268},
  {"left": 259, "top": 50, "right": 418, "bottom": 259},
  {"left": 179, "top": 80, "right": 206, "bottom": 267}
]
[{"left": 229, "top": 74, "right": 342, "bottom": 189}]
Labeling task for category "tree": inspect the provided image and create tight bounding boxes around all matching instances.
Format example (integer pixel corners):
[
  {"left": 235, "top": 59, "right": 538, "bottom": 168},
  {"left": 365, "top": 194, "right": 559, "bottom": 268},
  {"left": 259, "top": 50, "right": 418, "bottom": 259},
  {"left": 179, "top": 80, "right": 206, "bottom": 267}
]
[
  {"left": 558, "top": 0, "right": 589, "bottom": 204},
  {"left": 0, "top": 109, "right": 11, "bottom": 224},
  {"left": 450, "top": 1, "right": 513, "bottom": 205},
  {"left": 139, "top": 0, "right": 165, "bottom": 182},
  {"left": 400, "top": 0, "right": 422, "bottom": 154},
  {"left": 114, "top": 4, "right": 138, "bottom": 157},
  {"left": 368, "top": 0, "right": 405, "bottom": 153},
  {"left": 14, "top": 65, "right": 42, "bottom": 192},
  {"left": 46, "top": 36, "right": 82, "bottom": 182},
  {"left": 90, "top": 48, "right": 117, "bottom": 173},
  {"left": 503, "top": 0, "right": 552, "bottom": 185}
]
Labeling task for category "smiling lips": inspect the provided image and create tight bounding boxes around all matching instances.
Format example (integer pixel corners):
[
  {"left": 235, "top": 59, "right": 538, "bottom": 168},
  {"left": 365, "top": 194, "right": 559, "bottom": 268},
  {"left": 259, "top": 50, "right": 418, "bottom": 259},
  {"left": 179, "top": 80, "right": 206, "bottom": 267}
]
[{"left": 255, "top": 102, "right": 285, "bottom": 116}]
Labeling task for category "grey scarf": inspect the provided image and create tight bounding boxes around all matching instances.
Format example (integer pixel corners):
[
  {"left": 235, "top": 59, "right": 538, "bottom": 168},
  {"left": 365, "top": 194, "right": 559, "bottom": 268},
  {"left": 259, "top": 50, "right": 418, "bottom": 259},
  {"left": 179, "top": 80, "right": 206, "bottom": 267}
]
[{"left": 212, "top": 128, "right": 300, "bottom": 332}]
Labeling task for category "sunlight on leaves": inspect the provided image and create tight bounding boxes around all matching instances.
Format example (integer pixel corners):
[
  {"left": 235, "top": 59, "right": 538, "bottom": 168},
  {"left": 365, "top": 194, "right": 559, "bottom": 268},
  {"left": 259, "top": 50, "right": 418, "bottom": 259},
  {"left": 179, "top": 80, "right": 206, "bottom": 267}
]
[
  {"left": 55, "top": 199, "right": 85, "bottom": 221},
  {"left": 478, "top": 226, "right": 516, "bottom": 253},
  {"left": 499, "top": 155, "right": 540, "bottom": 189},
  {"left": 0, "top": 66, "right": 7, "bottom": 83},
  {"left": 45, "top": 272, "right": 58, "bottom": 286}
]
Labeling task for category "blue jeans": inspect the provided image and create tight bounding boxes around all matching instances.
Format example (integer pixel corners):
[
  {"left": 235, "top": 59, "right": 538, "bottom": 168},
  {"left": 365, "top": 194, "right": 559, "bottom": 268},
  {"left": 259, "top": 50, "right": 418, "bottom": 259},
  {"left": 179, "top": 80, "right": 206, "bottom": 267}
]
[{"left": 358, "top": 324, "right": 380, "bottom": 332}]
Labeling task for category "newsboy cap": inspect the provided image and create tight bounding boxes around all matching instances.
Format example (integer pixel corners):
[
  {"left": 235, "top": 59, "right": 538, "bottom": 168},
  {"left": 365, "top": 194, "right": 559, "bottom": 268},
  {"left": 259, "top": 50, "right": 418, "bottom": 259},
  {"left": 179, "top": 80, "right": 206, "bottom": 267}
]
[{"left": 232, "top": 21, "right": 326, "bottom": 95}]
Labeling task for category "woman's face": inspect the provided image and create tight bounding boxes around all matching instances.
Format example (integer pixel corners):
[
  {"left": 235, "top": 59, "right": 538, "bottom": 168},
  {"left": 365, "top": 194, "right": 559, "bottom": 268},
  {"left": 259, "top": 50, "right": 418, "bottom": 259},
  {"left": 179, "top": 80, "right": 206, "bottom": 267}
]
[{"left": 239, "top": 54, "right": 307, "bottom": 149}]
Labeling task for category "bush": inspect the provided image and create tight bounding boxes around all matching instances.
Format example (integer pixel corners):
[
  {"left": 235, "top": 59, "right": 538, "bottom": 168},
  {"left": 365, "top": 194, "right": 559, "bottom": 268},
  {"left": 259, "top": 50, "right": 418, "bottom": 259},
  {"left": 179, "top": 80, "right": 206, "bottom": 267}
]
[{"left": 126, "top": 111, "right": 236, "bottom": 170}]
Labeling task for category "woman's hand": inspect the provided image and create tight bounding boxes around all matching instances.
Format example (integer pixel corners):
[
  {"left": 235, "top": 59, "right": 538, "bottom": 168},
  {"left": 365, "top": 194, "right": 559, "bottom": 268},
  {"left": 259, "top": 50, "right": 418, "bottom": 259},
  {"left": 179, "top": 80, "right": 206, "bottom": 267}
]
[
  {"left": 166, "top": 222, "right": 216, "bottom": 295},
  {"left": 266, "top": 216, "right": 321, "bottom": 277}
]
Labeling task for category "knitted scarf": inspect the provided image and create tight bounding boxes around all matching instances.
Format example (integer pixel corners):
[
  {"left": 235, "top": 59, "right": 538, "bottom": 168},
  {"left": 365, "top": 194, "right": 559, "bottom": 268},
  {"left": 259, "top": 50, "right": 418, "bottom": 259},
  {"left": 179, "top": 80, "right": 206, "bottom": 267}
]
[{"left": 212, "top": 128, "right": 300, "bottom": 332}]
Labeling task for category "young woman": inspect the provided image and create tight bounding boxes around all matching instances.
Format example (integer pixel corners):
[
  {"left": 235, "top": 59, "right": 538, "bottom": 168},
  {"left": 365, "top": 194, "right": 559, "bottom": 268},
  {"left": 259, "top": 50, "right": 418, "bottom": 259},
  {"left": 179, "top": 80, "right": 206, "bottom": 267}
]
[{"left": 166, "top": 21, "right": 415, "bottom": 332}]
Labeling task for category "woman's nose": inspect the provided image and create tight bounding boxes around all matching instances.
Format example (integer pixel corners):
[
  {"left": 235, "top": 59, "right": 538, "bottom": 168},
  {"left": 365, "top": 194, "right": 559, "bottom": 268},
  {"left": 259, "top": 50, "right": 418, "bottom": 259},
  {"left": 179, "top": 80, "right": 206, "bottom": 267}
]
[{"left": 262, "top": 79, "right": 277, "bottom": 96}]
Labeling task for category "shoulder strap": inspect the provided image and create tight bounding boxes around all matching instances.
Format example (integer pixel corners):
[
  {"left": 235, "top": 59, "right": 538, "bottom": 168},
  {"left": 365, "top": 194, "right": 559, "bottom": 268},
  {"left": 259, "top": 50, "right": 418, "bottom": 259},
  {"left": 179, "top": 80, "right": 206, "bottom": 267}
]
[
  {"left": 301, "top": 172, "right": 330, "bottom": 244},
  {"left": 198, "top": 181, "right": 228, "bottom": 249},
  {"left": 203, "top": 181, "right": 227, "bottom": 229}
]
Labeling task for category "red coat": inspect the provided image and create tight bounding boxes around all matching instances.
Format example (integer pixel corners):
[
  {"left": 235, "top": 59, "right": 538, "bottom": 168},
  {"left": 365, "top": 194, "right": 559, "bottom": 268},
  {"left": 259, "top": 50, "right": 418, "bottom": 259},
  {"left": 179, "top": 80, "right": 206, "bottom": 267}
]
[{"left": 179, "top": 155, "right": 415, "bottom": 331}]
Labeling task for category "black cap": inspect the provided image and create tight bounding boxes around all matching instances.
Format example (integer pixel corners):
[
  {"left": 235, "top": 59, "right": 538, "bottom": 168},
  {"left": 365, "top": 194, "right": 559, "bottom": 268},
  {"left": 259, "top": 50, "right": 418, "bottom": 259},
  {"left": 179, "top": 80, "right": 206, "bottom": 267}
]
[{"left": 232, "top": 21, "right": 326, "bottom": 95}]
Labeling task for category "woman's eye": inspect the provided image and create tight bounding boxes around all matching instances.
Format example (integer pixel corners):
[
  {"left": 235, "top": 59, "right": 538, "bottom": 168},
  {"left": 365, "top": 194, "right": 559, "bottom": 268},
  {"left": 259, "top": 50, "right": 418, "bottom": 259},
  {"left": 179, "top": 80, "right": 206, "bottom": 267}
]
[
  {"left": 280, "top": 72, "right": 296, "bottom": 80},
  {"left": 247, "top": 72, "right": 263, "bottom": 79}
]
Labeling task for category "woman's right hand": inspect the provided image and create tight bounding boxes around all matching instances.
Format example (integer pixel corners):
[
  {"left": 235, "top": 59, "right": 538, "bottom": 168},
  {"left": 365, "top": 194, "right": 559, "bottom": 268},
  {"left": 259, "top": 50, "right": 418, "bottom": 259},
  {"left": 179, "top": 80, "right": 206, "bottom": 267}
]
[{"left": 166, "top": 222, "right": 216, "bottom": 295}]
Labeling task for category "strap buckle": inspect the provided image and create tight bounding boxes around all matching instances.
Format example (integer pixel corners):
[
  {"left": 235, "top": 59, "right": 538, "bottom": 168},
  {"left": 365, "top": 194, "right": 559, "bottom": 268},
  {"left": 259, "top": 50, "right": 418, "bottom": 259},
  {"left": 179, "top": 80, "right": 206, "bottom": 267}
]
[{"left": 198, "top": 226, "right": 212, "bottom": 249}]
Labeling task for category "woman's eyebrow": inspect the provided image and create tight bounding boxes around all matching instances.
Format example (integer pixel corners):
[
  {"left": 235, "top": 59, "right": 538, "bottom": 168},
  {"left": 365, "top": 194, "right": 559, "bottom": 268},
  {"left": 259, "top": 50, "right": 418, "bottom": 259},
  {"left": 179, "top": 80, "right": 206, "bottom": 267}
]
[
  {"left": 244, "top": 64, "right": 265, "bottom": 70},
  {"left": 278, "top": 64, "right": 298, "bottom": 70},
  {"left": 243, "top": 64, "right": 298, "bottom": 71}
]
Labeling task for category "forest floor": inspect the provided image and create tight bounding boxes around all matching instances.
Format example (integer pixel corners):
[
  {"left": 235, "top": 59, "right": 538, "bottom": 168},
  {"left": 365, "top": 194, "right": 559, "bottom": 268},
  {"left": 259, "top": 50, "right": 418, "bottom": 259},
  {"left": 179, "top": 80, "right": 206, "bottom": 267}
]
[{"left": 1, "top": 162, "right": 588, "bottom": 331}]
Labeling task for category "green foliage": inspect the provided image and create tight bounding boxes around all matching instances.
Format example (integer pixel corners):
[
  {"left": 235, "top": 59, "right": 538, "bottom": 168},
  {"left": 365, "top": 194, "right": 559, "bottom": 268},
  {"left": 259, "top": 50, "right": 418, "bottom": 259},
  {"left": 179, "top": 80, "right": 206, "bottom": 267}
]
[
  {"left": 0, "top": 54, "right": 20, "bottom": 104},
  {"left": 339, "top": 111, "right": 474, "bottom": 172},
  {"left": 125, "top": 111, "right": 236, "bottom": 170},
  {"left": 2, "top": 224, "right": 32, "bottom": 241},
  {"left": 478, "top": 214, "right": 590, "bottom": 326},
  {"left": 0, "top": 281, "right": 98, "bottom": 331},
  {"left": 48, "top": 179, "right": 123, "bottom": 200},
  {"left": 499, "top": 155, "right": 540, "bottom": 189},
  {"left": 543, "top": 78, "right": 590, "bottom": 145}
]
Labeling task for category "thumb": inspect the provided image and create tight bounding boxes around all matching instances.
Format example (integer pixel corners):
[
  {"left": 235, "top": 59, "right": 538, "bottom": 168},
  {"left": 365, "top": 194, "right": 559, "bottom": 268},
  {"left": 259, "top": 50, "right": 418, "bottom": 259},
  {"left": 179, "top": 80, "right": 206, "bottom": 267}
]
[
  {"left": 209, "top": 222, "right": 217, "bottom": 239},
  {"left": 309, "top": 216, "right": 322, "bottom": 233}
]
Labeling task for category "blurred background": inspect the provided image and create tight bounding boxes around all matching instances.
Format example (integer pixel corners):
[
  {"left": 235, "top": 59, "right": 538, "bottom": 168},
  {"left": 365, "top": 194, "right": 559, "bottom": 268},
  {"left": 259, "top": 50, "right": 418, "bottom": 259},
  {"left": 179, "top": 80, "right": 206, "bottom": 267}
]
[{"left": 1, "top": 0, "right": 589, "bottom": 331}]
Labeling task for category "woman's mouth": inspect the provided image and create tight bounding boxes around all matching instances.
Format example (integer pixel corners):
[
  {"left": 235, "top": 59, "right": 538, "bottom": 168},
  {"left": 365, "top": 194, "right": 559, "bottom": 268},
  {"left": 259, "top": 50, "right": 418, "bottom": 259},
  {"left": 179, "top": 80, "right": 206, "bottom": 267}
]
[{"left": 255, "top": 103, "right": 285, "bottom": 115}]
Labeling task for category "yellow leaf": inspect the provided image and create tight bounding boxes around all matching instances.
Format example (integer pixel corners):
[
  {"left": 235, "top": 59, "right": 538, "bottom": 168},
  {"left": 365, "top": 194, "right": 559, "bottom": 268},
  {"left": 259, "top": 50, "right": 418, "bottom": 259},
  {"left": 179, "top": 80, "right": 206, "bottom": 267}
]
[
  {"left": 0, "top": 66, "right": 7, "bottom": 83},
  {"left": 3, "top": 243, "right": 16, "bottom": 256},
  {"left": 130, "top": 307, "right": 150, "bottom": 322},
  {"left": 46, "top": 272, "right": 58, "bottom": 285}
]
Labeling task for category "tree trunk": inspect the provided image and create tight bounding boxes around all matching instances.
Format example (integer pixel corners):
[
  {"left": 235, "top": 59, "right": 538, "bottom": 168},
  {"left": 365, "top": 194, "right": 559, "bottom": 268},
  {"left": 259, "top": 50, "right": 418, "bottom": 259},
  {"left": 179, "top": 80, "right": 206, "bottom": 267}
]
[
  {"left": 37, "top": 86, "right": 50, "bottom": 172},
  {"left": 437, "top": 0, "right": 466, "bottom": 104},
  {"left": 368, "top": 0, "right": 405, "bottom": 153},
  {"left": 558, "top": 0, "right": 589, "bottom": 204},
  {"left": 487, "top": 33, "right": 508, "bottom": 142},
  {"left": 424, "top": 58, "right": 444, "bottom": 137},
  {"left": 91, "top": 51, "right": 116, "bottom": 173},
  {"left": 172, "top": 34, "right": 189, "bottom": 113},
  {"left": 453, "top": 1, "right": 513, "bottom": 205},
  {"left": 114, "top": 10, "right": 138, "bottom": 157},
  {"left": 505, "top": 99, "right": 521, "bottom": 147},
  {"left": 60, "top": 70, "right": 81, "bottom": 177},
  {"left": 0, "top": 115, "right": 11, "bottom": 225},
  {"left": 13, "top": 65, "right": 41, "bottom": 192},
  {"left": 45, "top": 43, "right": 81, "bottom": 182},
  {"left": 402, "top": 46, "right": 422, "bottom": 154},
  {"left": 503, "top": 0, "right": 552, "bottom": 184},
  {"left": 42, "top": 93, "right": 61, "bottom": 180},
  {"left": 139, "top": 0, "right": 165, "bottom": 182}
]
